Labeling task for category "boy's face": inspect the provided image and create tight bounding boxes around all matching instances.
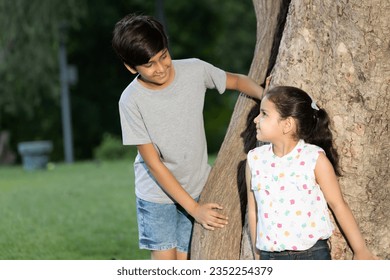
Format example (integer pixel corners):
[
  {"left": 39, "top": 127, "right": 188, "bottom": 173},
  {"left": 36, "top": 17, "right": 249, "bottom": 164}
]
[{"left": 126, "top": 49, "right": 174, "bottom": 90}]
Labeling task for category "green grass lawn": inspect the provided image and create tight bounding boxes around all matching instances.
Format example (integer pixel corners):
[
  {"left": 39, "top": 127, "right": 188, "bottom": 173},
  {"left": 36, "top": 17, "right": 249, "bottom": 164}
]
[{"left": 0, "top": 160, "right": 149, "bottom": 260}]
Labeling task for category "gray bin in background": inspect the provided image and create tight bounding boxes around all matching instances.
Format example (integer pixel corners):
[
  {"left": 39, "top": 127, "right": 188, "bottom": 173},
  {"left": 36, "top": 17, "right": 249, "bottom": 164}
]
[{"left": 18, "top": 141, "right": 53, "bottom": 171}]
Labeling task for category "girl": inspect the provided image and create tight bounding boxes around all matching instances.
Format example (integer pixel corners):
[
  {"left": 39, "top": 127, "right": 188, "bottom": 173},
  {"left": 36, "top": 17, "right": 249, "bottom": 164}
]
[{"left": 246, "top": 86, "right": 378, "bottom": 260}]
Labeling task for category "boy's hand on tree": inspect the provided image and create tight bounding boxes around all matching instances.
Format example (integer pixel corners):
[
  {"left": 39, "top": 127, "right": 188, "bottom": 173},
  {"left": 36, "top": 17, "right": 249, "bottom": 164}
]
[{"left": 193, "top": 203, "right": 228, "bottom": 230}]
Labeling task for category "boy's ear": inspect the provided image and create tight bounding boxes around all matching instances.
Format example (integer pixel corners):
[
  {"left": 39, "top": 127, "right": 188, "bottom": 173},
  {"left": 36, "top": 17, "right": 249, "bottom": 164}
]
[{"left": 124, "top": 63, "right": 137, "bottom": 74}]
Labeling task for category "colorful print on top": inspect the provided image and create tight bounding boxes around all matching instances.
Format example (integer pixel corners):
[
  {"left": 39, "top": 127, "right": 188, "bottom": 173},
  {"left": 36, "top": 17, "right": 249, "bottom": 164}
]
[{"left": 247, "top": 140, "right": 334, "bottom": 252}]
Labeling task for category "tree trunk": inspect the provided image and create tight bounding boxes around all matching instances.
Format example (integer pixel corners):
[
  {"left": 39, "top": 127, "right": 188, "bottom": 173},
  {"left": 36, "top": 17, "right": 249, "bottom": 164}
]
[
  {"left": 190, "top": 0, "right": 289, "bottom": 260},
  {"left": 191, "top": 0, "right": 389, "bottom": 260},
  {"left": 271, "top": 0, "right": 389, "bottom": 259}
]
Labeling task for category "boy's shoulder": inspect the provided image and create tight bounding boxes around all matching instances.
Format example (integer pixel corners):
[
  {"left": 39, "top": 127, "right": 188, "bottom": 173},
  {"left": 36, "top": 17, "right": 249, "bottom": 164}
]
[
  {"left": 173, "top": 58, "right": 218, "bottom": 77},
  {"left": 175, "top": 57, "right": 221, "bottom": 69},
  {"left": 119, "top": 79, "right": 138, "bottom": 101},
  {"left": 173, "top": 58, "right": 204, "bottom": 67},
  {"left": 174, "top": 57, "right": 201, "bottom": 62}
]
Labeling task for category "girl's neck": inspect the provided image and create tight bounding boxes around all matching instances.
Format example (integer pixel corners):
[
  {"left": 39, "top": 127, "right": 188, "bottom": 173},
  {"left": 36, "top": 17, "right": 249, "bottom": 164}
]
[{"left": 271, "top": 139, "right": 300, "bottom": 158}]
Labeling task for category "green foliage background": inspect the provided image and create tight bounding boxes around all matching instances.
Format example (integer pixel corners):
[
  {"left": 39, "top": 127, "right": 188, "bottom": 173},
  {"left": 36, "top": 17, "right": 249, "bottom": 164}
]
[{"left": 0, "top": 0, "right": 256, "bottom": 162}]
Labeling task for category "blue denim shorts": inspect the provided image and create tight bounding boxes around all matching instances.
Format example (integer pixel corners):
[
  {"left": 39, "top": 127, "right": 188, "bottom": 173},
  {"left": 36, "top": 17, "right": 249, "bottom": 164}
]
[
  {"left": 260, "top": 239, "right": 331, "bottom": 260},
  {"left": 136, "top": 197, "right": 195, "bottom": 253}
]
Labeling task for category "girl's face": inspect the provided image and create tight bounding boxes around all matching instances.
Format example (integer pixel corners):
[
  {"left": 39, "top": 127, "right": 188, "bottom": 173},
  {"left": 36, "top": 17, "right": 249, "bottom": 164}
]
[
  {"left": 254, "top": 96, "right": 285, "bottom": 142},
  {"left": 128, "top": 48, "right": 174, "bottom": 90}
]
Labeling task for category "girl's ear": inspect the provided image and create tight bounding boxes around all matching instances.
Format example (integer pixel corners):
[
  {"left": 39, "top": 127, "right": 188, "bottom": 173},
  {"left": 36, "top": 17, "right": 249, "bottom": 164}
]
[
  {"left": 124, "top": 63, "right": 137, "bottom": 74},
  {"left": 282, "top": 116, "right": 295, "bottom": 135}
]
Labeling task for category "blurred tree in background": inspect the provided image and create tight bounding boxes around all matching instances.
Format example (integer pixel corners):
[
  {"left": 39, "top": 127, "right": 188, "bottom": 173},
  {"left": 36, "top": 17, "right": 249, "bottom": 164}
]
[
  {"left": 0, "top": 0, "right": 256, "bottom": 162},
  {"left": 0, "top": 0, "right": 86, "bottom": 161}
]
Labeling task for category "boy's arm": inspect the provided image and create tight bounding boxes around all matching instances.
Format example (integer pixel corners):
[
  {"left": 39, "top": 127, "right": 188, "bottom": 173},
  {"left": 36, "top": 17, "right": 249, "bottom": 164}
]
[
  {"left": 315, "top": 153, "right": 379, "bottom": 260},
  {"left": 226, "top": 72, "right": 265, "bottom": 100},
  {"left": 246, "top": 162, "right": 260, "bottom": 259},
  {"left": 137, "top": 143, "right": 228, "bottom": 230}
]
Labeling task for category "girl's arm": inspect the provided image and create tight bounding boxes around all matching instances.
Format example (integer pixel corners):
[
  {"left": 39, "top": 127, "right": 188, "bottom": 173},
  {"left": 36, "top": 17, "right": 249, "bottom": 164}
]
[
  {"left": 137, "top": 143, "right": 228, "bottom": 230},
  {"left": 246, "top": 162, "right": 260, "bottom": 259},
  {"left": 226, "top": 72, "right": 265, "bottom": 99},
  {"left": 315, "top": 153, "right": 378, "bottom": 260}
]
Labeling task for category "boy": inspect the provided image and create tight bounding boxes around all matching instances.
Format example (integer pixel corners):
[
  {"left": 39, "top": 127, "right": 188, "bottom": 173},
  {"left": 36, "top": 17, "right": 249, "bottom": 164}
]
[{"left": 112, "top": 13, "right": 265, "bottom": 260}]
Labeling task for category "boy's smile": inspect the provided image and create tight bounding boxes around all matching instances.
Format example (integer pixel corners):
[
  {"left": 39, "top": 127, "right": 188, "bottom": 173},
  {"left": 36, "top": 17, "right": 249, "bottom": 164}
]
[{"left": 128, "top": 49, "right": 175, "bottom": 90}]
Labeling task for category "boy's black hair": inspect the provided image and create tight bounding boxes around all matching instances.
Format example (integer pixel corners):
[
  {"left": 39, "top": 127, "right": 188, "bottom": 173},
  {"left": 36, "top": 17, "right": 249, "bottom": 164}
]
[
  {"left": 112, "top": 14, "right": 168, "bottom": 68},
  {"left": 266, "top": 86, "right": 341, "bottom": 176}
]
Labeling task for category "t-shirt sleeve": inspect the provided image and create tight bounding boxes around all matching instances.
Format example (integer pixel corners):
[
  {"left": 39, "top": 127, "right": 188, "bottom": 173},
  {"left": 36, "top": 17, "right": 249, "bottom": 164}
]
[
  {"left": 200, "top": 60, "right": 227, "bottom": 94},
  {"left": 118, "top": 96, "right": 151, "bottom": 146}
]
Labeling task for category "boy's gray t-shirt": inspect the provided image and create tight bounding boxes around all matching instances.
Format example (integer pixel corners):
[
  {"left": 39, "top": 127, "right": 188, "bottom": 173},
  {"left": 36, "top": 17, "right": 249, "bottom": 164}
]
[{"left": 119, "top": 58, "right": 227, "bottom": 203}]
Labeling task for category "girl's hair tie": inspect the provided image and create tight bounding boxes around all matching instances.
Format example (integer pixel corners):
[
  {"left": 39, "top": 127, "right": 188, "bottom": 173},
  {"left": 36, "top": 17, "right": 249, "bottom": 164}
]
[{"left": 309, "top": 96, "right": 320, "bottom": 111}]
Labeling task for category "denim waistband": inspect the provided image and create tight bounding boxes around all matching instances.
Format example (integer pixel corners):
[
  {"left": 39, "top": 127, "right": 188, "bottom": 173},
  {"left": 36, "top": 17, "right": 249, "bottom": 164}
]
[
  {"left": 259, "top": 239, "right": 331, "bottom": 260},
  {"left": 261, "top": 239, "right": 329, "bottom": 254}
]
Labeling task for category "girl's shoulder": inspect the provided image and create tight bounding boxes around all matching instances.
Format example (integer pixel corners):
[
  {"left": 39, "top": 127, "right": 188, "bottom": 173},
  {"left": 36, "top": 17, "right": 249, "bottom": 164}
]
[
  {"left": 299, "top": 141, "right": 325, "bottom": 161},
  {"left": 248, "top": 143, "right": 271, "bottom": 153},
  {"left": 301, "top": 141, "right": 324, "bottom": 153},
  {"left": 247, "top": 143, "right": 272, "bottom": 162}
]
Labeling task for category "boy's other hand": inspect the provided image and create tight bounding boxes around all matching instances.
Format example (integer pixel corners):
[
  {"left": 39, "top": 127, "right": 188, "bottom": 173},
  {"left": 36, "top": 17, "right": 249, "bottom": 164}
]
[{"left": 193, "top": 203, "right": 228, "bottom": 230}]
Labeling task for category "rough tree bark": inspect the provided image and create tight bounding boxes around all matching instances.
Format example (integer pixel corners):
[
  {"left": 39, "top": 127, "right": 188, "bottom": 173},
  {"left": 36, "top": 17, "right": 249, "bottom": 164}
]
[
  {"left": 270, "top": 0, "right": 390, "bottom": 259},
  {"left": 190, "top": 0, "right": 289, "bottom": 260},
  {"left": 191, "top": 0, "right": 389, "bottom": 260}
]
